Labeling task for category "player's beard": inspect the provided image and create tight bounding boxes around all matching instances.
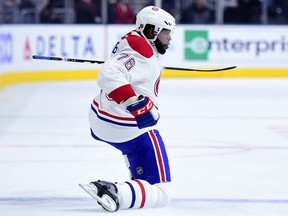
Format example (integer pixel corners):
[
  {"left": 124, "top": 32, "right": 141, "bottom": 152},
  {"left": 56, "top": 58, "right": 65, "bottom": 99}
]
[{"left": 154, "top": 38, "right": 169, "bottom": 55}]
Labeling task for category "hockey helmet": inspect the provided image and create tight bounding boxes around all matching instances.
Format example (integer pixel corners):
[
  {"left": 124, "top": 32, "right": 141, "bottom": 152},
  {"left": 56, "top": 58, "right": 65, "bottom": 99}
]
[{"left": 136, "top": 6, "right": 176, "bottom": 42}]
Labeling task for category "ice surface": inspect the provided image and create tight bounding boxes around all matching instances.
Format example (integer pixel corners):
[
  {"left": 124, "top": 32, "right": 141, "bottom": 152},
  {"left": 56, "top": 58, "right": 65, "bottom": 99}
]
[{"left": 1, "top": 79, "right": 288, "bottom": 216}]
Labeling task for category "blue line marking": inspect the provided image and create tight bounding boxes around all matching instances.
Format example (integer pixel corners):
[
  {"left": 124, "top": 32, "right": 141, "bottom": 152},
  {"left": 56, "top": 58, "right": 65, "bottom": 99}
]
[{"left": 1, "top": 197, "right": 288, "bottom": 204}]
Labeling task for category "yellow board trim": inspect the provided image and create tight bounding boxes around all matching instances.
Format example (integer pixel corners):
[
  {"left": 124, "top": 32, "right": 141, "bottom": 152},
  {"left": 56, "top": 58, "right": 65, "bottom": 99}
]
[
  {"left": 1, "top": 68, "right": 288, "bottom": 89},
  {"left": 0, "top": 69, "right": 98, "bottom": 89}
]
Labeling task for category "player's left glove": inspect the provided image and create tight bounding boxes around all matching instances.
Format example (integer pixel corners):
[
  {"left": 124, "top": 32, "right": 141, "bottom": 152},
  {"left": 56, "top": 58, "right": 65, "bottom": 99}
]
[{"left": 126, "top": 95, "right": 159, "bottom": 129}]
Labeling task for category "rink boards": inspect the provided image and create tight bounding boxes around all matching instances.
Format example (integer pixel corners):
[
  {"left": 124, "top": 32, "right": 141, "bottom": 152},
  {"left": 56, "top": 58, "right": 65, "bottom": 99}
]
[
  {"left": 1, "top": 67, "right": 288, "bottom": 88},
  {"left": 1, "top": 24, "right": 288, "bottom": 88}
]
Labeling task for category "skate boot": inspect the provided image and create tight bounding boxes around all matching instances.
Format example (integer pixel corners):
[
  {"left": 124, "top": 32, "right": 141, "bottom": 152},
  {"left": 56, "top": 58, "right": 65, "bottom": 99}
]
[{"left": 79, "top": 180, "right": 120, "bottom": 212}]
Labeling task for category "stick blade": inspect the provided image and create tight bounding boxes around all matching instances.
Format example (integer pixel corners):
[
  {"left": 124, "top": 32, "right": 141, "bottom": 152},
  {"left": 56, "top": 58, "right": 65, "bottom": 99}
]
[
  {"left": 164, "top": 66, "right": 237, "bottom": 72},
  {"left": 32, "top": 55, "right": 63, "bottom": 61}
]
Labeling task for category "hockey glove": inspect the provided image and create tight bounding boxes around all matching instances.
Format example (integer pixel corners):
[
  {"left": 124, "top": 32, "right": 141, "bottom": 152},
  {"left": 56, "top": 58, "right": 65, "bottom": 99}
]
[{"left": 126, "top": 95, "right": 159, "bottom": 129}]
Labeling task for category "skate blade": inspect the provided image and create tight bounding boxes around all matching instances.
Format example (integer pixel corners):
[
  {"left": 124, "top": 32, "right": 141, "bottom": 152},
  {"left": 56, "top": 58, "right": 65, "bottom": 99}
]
[{"left": 79, "top": 183, "right": 118, "bottom": 212}]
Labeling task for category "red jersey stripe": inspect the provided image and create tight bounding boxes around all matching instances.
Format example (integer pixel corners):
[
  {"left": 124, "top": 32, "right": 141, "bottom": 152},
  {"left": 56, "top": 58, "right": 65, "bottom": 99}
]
[
  {"left": 93, "top": 100, "right": 135, "bottom": 121},
  {"left": 134, "top": 179, "right": 146, "bottom": 208},
  {"left": 149, "top": 130, "right": 166, "bottom": 182},
  {"left": 108, "top": 84, "right": 136, "bottom": 104}
]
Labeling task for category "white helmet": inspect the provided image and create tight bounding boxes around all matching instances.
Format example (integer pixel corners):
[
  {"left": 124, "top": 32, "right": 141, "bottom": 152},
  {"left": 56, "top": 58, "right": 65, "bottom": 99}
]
[{"left": 136, "top": 6, "right": 176, "bottom": 42}]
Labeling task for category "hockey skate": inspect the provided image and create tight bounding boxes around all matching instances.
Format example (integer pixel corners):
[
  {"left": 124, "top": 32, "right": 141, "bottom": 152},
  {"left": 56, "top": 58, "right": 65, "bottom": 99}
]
[{"left": 79, "top": 180, "right": 120, "bottom": 212}]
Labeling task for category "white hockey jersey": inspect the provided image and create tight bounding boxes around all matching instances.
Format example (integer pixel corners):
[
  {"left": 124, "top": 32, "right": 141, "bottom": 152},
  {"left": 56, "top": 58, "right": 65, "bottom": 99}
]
[{"left": 89, "top": 30, "right": 163, "bottom": 143}]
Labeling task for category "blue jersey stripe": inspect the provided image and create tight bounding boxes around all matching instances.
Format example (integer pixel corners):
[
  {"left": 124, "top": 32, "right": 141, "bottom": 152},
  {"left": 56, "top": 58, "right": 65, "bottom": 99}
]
[
  {"left": 91, "top": 105, "right": 138, "bottom": 127},
  {"left": 125, "top": 181, "right": 136, "bottom": 208}
]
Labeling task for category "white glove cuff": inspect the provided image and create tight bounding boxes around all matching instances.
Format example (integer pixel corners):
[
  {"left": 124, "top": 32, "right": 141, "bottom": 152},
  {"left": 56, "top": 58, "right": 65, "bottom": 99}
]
[{"left": 121, "top": 95, "right": 139, "bottom": 108}]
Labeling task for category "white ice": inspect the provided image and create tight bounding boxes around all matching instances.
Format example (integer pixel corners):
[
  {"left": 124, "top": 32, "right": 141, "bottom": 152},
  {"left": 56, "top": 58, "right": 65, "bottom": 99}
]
[{"left": 0, "top": 78, "right": 288, "bottom": 216}]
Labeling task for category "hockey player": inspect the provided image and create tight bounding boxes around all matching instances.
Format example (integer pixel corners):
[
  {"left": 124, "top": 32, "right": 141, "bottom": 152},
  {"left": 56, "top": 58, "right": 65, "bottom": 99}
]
[{"left": 79, "top": 6, "right": 176, "bottom": 212}]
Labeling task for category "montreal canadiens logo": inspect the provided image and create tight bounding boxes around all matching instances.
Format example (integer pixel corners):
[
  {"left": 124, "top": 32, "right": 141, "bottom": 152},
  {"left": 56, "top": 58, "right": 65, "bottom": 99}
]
[
  {"left": 154, "top": 76, "right": 160, "bottom": 96},
  {"left": 152, "top": 7, "right": 159, "bottom": 11}
]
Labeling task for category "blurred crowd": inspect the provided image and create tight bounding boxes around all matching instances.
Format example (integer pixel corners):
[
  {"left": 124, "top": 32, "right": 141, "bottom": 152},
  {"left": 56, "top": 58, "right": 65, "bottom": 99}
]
[{"left": 1, "top": 0, "right": 288, "bottom": 24}]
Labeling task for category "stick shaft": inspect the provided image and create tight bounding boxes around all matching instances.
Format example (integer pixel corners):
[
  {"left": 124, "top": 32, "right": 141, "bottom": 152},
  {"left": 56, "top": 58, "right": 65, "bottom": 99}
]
[
  {"left": 64, "top": 58, "right": 104, "bottom": 64},
  {"left": 32, "top": 55, "right": 236, "bottom": 72},
  {"left": 32, "top": 55, "right": 104, "bottom": 64}
]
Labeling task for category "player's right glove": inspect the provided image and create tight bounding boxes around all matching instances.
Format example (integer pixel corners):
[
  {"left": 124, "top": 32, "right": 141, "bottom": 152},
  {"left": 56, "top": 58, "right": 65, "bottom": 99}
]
[{"left": 126, "top": 95, "right": 159, "bottom": 129}]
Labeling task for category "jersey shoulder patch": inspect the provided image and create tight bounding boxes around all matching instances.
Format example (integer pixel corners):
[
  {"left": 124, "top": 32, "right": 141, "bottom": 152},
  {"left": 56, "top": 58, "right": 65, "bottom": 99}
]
[{"left": 123, "top": 32, "right": 153, "bottom": 58}]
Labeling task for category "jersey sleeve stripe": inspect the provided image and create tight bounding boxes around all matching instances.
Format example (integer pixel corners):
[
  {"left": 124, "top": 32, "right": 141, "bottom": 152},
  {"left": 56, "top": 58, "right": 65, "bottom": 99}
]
[{"left": 108, "top": 84, "right": 136, "bottom": 104}]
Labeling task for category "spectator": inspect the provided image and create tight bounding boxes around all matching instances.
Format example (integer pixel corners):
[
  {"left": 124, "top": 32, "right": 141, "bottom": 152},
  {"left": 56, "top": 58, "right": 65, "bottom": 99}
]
[
  {"left": 224, "top": 0, "right": 262, "bottom": 24},
  {"left": 2, "top": 0, "right": 16, "bottom": 23},
  {"left": 268, "top": 0, "right": 288, "bottom": 24},
  {"left": 74, "top": 0, "right": 96, "bottom": 23},
  {"left": 32, "top": 0, "right": 49, "bottom": 12},
  {"left": 40, "top": 1, "right": 62, "bottom": 23},
  {"left": 180, "top": 0, "right": 215, "bottom": 24},
  {"left": 237, "top": 0, "right": 262, "bottom": 24},
  {"left": 223, "top": 0, "right": 241, "bottom": 23},
  {"left": 18, "top": 0, "right": 36, "bottom": 23},
  {"left": 18, "top": 0, "right": 35, "bottom": 10},
  {"left": 108, "top": 0, "right": 134, "bottom": 24},
  {"left": 92, "top": 0, "right": 102, "bottom": 23},
  {"left": 162, "top": 0, "right": 181, "bottom": 23}
]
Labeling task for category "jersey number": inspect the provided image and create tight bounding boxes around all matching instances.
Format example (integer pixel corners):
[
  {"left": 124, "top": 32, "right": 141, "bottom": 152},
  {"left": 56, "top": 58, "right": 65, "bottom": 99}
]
[{"left": 112, "top": 42, "right": 120, "bottom": 54}]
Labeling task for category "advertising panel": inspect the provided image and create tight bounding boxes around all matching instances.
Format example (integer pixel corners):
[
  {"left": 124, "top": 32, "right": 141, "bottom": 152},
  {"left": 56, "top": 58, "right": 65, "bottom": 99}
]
[
  {"left": 1, "top": 24, "right": 288, "bottom": 80},
  {"left": 1, "top": 25, "right": 105, "bottom": 74},
  {"left": 0, "top": 31, "right": 13, "bottom": 74},
  {"left": 106, "top": 25, "right": 288, "bottom": 68},
  {"left": 164, "top": 25, "right": 288, "bottom": 68}
]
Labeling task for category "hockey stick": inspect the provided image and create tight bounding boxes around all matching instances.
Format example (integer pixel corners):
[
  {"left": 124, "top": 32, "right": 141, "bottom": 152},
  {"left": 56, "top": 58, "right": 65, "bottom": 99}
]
[
  {"left": 32, "top": 55, "right": 237, "bottom": 72},
  {"left": 32, "top": 55, "right": 104, "bottom": 64},
  {"left": 163, "top": 66, "right": 236, "bottom": 72}
]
